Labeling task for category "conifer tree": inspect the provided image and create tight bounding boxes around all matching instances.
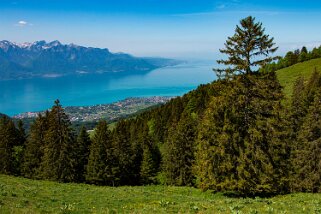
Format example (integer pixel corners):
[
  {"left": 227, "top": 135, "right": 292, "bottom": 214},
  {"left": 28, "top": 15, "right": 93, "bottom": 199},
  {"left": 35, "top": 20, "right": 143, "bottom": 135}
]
[
  {"left": 86, "top": 120, "right": 114, "bottom": 185},
  {"left": 11, "top": 120, "right": 26, "bottom": 175},
  {"left": 290, "top": 77, "right": 308, "bottom": 138},
  {"left": 140, "top": 146, "right": 156, "bottom": 184},
  {"left": 293, "top": 89, "right": 321, "bottom": 192},
  {"left": 299, "top": 47, "right": 308, "bottom": 62},
  {"left": 75, "top": 126, "right": 91, "bottom": 182},
  {"left": 139, "top": 123, "right": 159, "bottom": 184},
  {"left": 195, "top": 80, "right": 239, "bottom": 191},
  {"left": 40, "top": 100, "right": 77, "bottom": 182},
  {"left": 214, "top": 16, "right": 278, "bottom": 79},
  {"left": 128, "top": 119, "right": 144, "bottom": 184},
  {"left": 301, "top": 46, "right": 308, "bottom": 54},
  {"left": 195, "top": 70, "right": 289, "bottom": 195},
  {"left": 111, "top": 121, "right": 135, "bottom": 185},
  {"left": 235, "top": 73, "right": 290, "bottom": 195},
  {"left": 284, "top": 51, "right": 298, "bottom": 66},
  {"left": 0, "top": 115, "right": 19, "bottom": 175},
  {"left": 22, "top": 112, "right": 49, "bottom": 178},
  {"left": 163, "top": 113, "right": 197, "bottom": 186}
]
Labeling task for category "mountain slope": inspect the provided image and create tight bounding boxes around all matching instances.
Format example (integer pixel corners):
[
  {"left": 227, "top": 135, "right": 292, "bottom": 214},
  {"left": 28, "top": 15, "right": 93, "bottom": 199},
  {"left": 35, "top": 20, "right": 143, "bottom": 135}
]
[
  {"left": 276, "top": 58, "right": 321, "bottom": 97},
  {"left": 1, "top": 174, "right": 320, "bottom": 213},
  {"left": 0, "top": 40, "right": 178, "bottom": 80}
]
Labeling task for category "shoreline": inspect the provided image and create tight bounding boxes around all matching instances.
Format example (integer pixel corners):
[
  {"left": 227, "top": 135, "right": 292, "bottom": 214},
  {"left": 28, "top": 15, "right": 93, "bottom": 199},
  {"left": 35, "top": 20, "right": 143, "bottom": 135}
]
[{"left": 12, "top": 96, "right": 176, "bottom": 122}]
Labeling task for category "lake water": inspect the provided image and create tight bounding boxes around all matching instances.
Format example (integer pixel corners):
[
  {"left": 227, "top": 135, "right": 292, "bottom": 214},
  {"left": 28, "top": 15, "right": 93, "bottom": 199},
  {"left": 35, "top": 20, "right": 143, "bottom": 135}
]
[{"left": 0, "top": 60, "right": 216, "bottom": 116}]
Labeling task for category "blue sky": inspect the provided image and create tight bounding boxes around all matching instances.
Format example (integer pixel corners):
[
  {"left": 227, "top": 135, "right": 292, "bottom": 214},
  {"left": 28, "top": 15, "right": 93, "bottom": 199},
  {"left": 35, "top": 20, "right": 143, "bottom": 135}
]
[{"left": 1, "top": 0, "right": 321, "bottom": 59}]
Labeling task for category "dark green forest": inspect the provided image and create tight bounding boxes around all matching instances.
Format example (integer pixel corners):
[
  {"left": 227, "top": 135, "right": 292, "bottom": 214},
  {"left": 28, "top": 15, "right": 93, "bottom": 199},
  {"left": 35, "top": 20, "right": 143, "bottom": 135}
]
[{"left": 1, "top": 16, "right": 321, "bottom": 196}]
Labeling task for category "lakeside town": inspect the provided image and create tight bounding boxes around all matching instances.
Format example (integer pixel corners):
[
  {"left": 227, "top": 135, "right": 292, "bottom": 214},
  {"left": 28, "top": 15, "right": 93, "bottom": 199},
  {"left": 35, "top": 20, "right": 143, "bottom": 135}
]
[{"left": 13, "top": 96, "right": 174, "bottom": 123}]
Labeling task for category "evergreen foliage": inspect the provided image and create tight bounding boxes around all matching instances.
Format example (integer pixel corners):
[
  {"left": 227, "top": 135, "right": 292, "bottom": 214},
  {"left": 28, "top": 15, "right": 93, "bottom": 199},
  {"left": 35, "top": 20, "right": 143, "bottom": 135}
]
[
  {"left": 40, "top": 100, "right": 77, "bottom": 182},
  {"left": 0, "top": 115, "right": 19, "bottom": 175},
  {"left": 22, "top": 112, "right": 49, "bottom": 178},
  {"left": 86, "top": 120, "right": 114, "bottom": 185},
  {"left": 214, "top": 16, "right": 278, "bottom": 78},
  {"left": 290, "top": 77, "right": 307, "bottom": 136},
  {"left": 291, "top": 70, "right": 321, "bottom": 192},
  {"left": 195, "top": 72, "right": 289, "bottom": 195},
  {"left": 75, "top": 126, "right": 91, "bottom": 182},
  {"left": 139, "top": 123, "right": 159, "bottom": 184},
  {"left": 111, "top": 121, "right": 136, "bottom": 185},
  {"left": 163, "top": 113, "right": 197, "bottom": 186},
  {"left": 12, "top": 120, "right": 26, "bottom": 175}
]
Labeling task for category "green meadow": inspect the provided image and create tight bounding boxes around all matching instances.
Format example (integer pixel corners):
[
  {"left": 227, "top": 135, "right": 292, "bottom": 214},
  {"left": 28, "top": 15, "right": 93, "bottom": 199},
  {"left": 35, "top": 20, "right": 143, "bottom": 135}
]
[
  {"left": 276, "top": 58, "right": 321, "bottom": 97},
  {"left": 1, "top": 175, "right": 321, "bottom": 214}
]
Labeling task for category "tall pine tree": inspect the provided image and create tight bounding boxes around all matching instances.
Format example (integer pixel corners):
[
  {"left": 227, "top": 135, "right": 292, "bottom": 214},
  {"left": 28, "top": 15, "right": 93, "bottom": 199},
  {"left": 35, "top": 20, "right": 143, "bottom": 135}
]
[
  {"left": 139, "top": 123, "right": 159, "bottom": 185},
  {"left": 75, "top": 126, "right": 91, "bottom": 182},
  {"left": 0, "top": 115, "right": 19, "bottom": 175},
  {"left": 111, "top": 121, "right": 135, "bottom": 185},
  {"left": 22, "top": 112, "right": 49, "bottom": 178},
  {"left": 86, "top": 120, "right": 114, "bottom": 185},
  {"left": 195, "top": 73, "right": 290, "bottom": 195},
  {"left": 40, "top": 100, "right": 77, "bottom": 182},
  {"left": 213, "top": 16, "right": 278, "bottom": 79},
  {"left": 292, "top": 73, "right": 321, "bottom": 192},
  {"left": 163, "top": 113, "right": 197, "bottom": 186}
]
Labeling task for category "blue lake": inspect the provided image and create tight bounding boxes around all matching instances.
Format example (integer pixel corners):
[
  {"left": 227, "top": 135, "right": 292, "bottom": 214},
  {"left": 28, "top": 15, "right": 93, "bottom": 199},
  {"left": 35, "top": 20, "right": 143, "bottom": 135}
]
[{"left": 0, "top": 60, "right": 216, "bottom": 116}]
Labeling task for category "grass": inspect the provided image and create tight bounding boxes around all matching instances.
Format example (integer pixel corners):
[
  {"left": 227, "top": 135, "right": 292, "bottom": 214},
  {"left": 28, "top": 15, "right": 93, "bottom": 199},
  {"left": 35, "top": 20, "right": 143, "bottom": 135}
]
[
  {"left": 1, "top": 175, "right": 321, "bottom": 213},
  {"left": 276, "top": 58, "right": 321, "bottom": 97}
]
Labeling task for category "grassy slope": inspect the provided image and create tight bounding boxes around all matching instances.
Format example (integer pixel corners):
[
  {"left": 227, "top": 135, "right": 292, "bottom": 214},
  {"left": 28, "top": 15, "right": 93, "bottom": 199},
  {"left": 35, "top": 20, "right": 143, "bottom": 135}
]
[
  {"left": 276, "top": 58, "right": 321, "bottom": 97},
  {"left": 1, "top": 175, "right": 321, "bottom": 213}
]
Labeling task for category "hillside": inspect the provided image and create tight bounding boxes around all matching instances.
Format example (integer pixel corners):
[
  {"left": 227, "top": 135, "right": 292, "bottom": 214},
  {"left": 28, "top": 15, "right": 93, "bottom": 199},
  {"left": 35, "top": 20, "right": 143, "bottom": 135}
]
[
  {"left": 276, "top": 58, "right": 321, "bottom": 97},
  {"left": 0, "top": 40, "right": 178, "bottom": 80},
  {"left": 1, "top": 175, "right": 321, "bottom": 214}
]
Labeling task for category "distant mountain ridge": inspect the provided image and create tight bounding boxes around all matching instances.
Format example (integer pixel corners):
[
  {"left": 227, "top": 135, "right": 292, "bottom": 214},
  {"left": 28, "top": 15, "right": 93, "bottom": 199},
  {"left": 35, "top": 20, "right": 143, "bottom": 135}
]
[{"left": 0, "top": 40, "right": 179, "bottom": 80}]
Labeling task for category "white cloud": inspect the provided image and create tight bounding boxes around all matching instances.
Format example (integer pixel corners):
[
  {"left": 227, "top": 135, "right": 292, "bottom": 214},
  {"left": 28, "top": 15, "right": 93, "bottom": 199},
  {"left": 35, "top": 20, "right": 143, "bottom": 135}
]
[
  {"left": 18, "top": 21, "right": 27, "bottom": 25},
  {"left": 15, "top": 20, "right": 32, "bottom": 27}
]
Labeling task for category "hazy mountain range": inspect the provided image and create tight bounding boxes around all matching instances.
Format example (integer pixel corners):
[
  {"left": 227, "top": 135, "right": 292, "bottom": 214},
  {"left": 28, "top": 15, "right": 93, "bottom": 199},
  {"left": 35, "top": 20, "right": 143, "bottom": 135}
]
[{"left": 0, "top": 40, "right": 179, "bottom": 80}]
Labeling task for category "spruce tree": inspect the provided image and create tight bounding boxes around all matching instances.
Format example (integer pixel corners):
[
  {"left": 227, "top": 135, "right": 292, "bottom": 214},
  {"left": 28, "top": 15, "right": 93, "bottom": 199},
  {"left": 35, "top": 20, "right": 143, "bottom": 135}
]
[
  {"left": 75, "top": 126, "right": 91, "bottom": 182},
  {"left": 290, "top": 77, "right": 308, "bottom": 138},
  {"left": 11, "top": 120, "right": 26, "bottom": 175},
  {"left": 40, "top": 100, "right": 77, "bottom": 182},
  {"left": 299, "top": 47, "right": 308, "bottom": 62},
  {"left": 86, "top": 120, "right": 114, "bottom": 185},
  {"left": 111, "top": 121, "right": 134, "bottom": 185},
  {"left": 22, "top": 112, "right": 49, "bottom": 178},
  {"left": 213, "top": 16, "right": 278, "bottom": 79},
  {"left": 129, "top": 119, "right": 144, "bottom": 184},
  {"left": 163, "top": 113, "right": 197, "bottom": 186},
  {"left": 196, "top": 73, "right": 290, "bottom": 195},
  {"left": 140, "top": 146, "right": 156, "bottom": 184},
  {"left": 195, "top": 80, "right": 240, "bottom": 191},
  {"left": 293, "top": 89, "right": 321, "bottom": 192},
  {"left": 0, "top": 115, "right": 19, "bottom": 175},
  {"left": 235, "top": 73, "right": 290, "bottom": 195},
  {"left": 139, "top": 123, "right": 159, "bottom": 184}
]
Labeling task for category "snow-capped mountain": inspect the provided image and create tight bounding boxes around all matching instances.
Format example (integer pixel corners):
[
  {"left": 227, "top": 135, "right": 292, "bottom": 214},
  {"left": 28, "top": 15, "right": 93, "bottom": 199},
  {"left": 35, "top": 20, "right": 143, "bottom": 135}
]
[{"left": 0, "top": 40, "right": 177, "bottom": 80}]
